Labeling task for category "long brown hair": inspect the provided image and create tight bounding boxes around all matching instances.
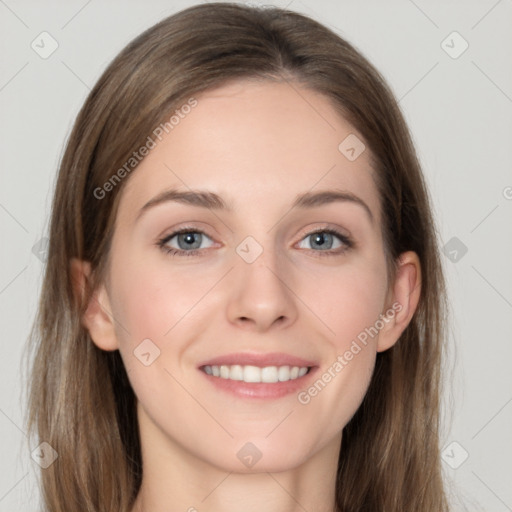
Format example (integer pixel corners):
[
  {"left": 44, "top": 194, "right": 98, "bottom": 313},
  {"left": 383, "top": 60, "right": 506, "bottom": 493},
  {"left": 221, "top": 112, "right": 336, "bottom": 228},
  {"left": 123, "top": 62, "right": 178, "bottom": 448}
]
[{"left": 25, "top": 3, "right": 450, "bottom": 510}]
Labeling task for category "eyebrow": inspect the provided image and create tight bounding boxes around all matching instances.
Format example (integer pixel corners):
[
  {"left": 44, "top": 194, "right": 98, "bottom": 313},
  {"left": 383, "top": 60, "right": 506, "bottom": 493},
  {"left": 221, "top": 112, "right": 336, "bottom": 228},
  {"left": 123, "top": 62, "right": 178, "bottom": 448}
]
[{"left": 135, "top": 187, "right": 374, "bottom": 224}]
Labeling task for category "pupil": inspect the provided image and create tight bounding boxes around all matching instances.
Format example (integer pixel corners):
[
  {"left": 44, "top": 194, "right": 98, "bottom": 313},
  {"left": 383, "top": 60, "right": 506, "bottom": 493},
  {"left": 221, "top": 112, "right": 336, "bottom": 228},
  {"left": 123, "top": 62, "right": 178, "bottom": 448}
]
[
  {"left": 179, "top": 232, "right": 201, "bottom": 249},
  {"left": 312, "top": 232, "right": 332, "bottom": 250}
]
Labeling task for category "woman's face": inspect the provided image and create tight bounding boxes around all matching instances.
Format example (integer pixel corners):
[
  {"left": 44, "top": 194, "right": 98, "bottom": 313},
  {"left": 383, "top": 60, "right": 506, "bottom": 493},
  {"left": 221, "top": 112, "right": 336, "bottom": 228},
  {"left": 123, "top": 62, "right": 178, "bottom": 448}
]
[{"left": 85, "top": 79, "right": 416, "bottom": 473}]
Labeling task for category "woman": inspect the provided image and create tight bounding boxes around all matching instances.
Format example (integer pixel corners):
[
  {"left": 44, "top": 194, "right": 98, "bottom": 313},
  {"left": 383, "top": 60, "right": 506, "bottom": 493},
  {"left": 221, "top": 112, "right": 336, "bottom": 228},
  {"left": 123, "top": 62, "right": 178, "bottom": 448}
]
[{"left": 26, "top": 3, "right": 450, "bottom": 511}]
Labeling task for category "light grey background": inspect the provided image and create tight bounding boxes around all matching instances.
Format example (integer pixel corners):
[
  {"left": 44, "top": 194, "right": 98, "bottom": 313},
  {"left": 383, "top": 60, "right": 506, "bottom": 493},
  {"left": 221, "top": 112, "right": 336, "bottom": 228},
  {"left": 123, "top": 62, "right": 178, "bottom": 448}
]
[{"left": 1, "top": 0, "right": 511, "bottom": 510}]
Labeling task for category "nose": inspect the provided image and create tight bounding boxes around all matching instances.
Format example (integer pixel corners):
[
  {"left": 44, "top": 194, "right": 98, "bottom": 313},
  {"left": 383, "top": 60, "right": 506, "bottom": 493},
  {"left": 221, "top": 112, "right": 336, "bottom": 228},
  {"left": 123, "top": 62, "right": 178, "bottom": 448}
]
[{"left": 225, "top": 250, "right": 299, "bottom": 332}]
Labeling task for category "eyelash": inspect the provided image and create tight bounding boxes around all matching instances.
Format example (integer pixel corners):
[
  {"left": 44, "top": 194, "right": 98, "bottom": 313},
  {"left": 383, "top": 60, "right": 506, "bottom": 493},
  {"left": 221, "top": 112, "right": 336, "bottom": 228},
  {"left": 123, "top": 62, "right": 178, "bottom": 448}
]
[{"left": 157, "top": 226, "right": 354, "bottom": 259}]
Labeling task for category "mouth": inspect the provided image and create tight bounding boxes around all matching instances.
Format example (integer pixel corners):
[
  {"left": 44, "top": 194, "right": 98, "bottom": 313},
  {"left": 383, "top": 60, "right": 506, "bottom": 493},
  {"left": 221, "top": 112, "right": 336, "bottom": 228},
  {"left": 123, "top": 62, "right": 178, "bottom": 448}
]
[{"left": 197, "top": 352, "right": 318, "bottom": 399}]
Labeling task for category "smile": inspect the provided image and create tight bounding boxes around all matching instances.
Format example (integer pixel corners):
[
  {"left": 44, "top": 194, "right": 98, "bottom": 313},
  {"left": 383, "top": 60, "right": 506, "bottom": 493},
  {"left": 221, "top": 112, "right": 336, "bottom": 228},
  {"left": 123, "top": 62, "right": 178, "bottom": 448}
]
[{"left": 202, "top": 364, "right": 310, "bottom": 383}]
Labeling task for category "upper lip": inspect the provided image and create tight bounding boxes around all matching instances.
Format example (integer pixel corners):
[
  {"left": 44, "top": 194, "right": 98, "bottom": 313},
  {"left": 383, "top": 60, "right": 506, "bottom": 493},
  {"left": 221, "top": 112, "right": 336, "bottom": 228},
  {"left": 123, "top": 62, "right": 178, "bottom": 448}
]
[{"left": 198, "top": 352, "right": 317, "bottom": 369}]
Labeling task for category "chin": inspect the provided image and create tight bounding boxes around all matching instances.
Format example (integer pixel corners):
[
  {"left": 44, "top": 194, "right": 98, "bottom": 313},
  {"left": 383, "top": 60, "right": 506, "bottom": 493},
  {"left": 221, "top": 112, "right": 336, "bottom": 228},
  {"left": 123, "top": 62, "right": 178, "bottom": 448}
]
[{"left": 201, "top": 437, "right": 314, "bottom": 474}]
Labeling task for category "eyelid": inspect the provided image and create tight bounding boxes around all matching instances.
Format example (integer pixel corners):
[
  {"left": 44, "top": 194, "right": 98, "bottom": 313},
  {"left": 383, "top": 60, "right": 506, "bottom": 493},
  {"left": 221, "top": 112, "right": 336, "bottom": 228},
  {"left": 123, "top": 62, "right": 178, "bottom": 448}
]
[
  {"left": 159, "top": 225, "right": 214, "bottom": 242},
  {"left": 293, "top": 222, "right": 352, "bottom": 242},
  {"left": 157, "top": 221, "right": 217, "bottom": 239}
]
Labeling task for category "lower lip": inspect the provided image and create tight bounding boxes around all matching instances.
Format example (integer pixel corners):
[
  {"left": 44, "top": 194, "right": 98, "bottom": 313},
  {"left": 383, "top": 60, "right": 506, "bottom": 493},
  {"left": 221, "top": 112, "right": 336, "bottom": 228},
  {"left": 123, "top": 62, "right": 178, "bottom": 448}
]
[{"left": 199, "top": 367, "right": 318, "bottom": 399}]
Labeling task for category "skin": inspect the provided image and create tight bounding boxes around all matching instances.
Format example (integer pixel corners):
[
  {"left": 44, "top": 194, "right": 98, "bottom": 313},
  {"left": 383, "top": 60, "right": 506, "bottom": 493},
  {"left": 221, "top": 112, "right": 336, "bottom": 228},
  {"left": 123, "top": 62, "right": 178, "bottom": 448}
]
[{"left": 72, "top": 79, "right": 421, "bottom": 512}]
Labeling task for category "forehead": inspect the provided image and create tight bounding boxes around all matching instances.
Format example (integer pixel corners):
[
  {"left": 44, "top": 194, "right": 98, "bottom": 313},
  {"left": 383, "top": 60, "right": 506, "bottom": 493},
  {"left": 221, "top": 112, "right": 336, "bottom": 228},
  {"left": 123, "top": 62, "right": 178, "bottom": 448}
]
[{"left": 118, "top": 79, "right": 380, "bottom": 225}]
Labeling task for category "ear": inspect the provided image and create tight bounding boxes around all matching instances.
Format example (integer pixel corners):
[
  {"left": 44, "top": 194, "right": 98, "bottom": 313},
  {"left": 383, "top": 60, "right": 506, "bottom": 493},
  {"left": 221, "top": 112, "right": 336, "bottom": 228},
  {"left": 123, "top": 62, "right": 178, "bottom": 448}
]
[
  {"left": 376, "top": 251, "right": 421, "bottom": 353},
  {"left": 70, "top": 258, "right": 119, "bottom": 351}
]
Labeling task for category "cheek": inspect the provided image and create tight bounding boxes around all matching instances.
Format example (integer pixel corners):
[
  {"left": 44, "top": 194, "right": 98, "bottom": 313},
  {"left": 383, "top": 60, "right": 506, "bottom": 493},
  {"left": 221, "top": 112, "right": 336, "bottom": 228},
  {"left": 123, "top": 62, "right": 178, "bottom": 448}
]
[
  {"left": 291, "top": 255, "right": 386, "bottom": 427},
  {"left": 107, "top": 257, "right": 201, "bottom": 404},
  {"left": 107, "top": 252, "right": 225, "bottom": 391},
  {"left": 297, "top": 252, "right": 388, "bottom": 349},
  {"left": 108, "top": 254, "right": 208, "bottom": 343}
]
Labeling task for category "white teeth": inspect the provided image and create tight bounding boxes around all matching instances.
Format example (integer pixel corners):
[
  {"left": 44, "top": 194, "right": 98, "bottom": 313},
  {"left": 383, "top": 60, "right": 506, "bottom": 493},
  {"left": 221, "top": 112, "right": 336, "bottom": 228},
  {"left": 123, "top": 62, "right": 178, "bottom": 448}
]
[
  {"left": 230, "top": 364, "right": 244, "bottom": 381},
  {"left": 202, "top": 364, "right": 310, "bottom": 383},
  {"left": 261, "top": 366, "right": 278, "bottom": 383},
  {"left": 243, "top": 365, "right": 261, "bottom": 382},
  {"left": 278, "top": 365, "right": 290, "bottom": 381}
]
